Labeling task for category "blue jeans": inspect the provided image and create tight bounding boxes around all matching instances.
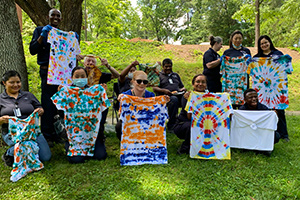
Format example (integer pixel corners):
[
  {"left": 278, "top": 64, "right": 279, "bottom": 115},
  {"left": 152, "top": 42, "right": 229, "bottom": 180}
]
[{"left": 4, "top": 134, "right": 52, "bottom": 162}]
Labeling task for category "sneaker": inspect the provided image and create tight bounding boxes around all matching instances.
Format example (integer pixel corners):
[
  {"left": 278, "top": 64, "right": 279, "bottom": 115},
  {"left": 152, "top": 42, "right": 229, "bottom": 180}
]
[{"left": 1, "top": 153, "right": 14, "bottom": 167}]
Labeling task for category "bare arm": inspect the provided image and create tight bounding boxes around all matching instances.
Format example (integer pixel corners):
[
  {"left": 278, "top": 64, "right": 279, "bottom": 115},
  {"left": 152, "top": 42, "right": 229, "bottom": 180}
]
[
  {"left": 101, "top": 58, "right": 120, "bottom": 79},
  {"left": 119, "top": 61, "right": 139, "bottom": 83}
]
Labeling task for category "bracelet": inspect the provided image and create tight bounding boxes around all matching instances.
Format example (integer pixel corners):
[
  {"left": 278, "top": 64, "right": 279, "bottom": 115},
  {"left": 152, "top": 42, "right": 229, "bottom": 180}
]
[{"left": 107, "top": 65, "right": 111, "bottom": 70}]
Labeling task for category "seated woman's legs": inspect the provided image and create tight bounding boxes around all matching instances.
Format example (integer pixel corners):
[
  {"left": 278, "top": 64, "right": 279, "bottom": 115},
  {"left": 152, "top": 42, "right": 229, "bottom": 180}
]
[
  {"left": 173, "top": 121, "right": 191, "bottom": 154},
  {"left": 37, "top": 134, "right": 52, "bottom": 162}
]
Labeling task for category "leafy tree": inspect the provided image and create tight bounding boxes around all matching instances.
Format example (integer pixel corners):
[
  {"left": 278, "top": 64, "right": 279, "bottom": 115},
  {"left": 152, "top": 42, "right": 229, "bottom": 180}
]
[
  {"left": 138, "top": 0, "right": 191, "bottom": 43},
  {"left": 180, "top": 0, "right": 254, "bottom": 46}
]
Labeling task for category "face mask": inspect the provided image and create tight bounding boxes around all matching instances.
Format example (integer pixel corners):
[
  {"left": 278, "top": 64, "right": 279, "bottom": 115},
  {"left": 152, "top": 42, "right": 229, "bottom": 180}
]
[
  {"left": 73, "top": 78, "right": 88, "bottom": 88},
  {"left": 233, "top": 43, "right": 242, "bottom": 49},
  {"left": 128, "top": 72, "right": 133, "bottom": 79}
]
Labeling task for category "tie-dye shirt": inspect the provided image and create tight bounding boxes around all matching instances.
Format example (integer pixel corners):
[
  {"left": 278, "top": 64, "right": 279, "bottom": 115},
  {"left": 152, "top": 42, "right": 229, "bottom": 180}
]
[
  {"left": 139, "top": 62, "right": 161, "bottom": 86},
  {"left": 220, "top": 55, "right": 251, "bottom": 105},
  {"left": 119, "top": 95, "right": 168, "bottom": 166},
  {"left": 247, "top": 55, "right": 293, "bottom": 109},
  {"left": 186, "top": 91, "right": 233, "bottom": 160},
  {"left": 85, "top": 65, "right": 102, "bottom": 86},
  {"left": 51, "top": 84, "right": 111, "bottom": 156},
  {"left": 9, "top": 111, "right": 43, "bottom": 182},
  {"left": 47, "top": 28, "right": 81, "bottom": 86}
]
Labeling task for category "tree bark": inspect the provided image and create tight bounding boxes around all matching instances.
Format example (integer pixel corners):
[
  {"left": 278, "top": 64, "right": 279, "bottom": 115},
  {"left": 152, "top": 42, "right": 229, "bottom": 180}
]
[
  {"left": 255, "top": 0, "right": 260, "bottom": 47},
  {"left": 0, "top": 1, "right": 28, "bottom": 92}
]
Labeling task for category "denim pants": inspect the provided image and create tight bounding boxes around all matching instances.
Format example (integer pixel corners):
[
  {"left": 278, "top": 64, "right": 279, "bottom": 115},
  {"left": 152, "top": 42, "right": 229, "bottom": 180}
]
[{"left": 3, "top": 133, "right": 52, "bottom": 162}]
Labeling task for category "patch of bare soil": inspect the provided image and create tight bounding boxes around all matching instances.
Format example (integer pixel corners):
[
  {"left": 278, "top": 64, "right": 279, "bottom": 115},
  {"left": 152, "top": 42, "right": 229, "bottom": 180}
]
[{"left": 163, "top": 44, "right": 300, "bottom": 62}]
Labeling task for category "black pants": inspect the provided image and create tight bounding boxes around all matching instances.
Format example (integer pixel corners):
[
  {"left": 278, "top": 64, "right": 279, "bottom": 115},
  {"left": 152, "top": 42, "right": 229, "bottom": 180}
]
[
  {"left": 65, "top": 134, "right": 107, "bottom": 164},
  {"left": 276, "top": 109, "right": 288, "bottom": 139},
  {"left": 40, "top": 68, "right": 58, "bottom": 140},
  {"left": 173, "top": 121, "right": 191, "bottom": 148},
  {"left": 115, "top": 120, "right": 122, "bottom": 141},
  {"left": 206, "top": 76, "right": 221, "bottom": 93}
]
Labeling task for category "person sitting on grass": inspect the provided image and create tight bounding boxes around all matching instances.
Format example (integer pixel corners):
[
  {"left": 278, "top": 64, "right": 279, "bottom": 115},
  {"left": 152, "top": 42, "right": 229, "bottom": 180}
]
[
  {"left": 115, "top": 71, "right": 155, "bottom": 140},
  {"left": 239, "top": 88, "right": 281, "bottom": 155}
]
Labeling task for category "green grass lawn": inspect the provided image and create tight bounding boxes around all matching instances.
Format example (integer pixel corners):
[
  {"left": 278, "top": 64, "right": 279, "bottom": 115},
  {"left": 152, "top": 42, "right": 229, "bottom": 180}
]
[
  {"left": 1, "top": 38, "right": 299, "bottom": 199},
  {"left": 1, "top": 115, "right": 300, "bottom": 199}
]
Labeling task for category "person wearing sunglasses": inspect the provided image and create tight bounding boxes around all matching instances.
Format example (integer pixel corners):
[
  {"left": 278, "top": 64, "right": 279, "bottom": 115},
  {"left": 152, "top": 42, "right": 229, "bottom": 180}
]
[{"left": 115, "top": 71, "right": 155, "bottom": 141}]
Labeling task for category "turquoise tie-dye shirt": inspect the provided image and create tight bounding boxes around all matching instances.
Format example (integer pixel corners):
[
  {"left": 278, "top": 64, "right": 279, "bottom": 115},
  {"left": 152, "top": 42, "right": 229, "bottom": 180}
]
[{"left": 51, "top": 84, "right": 111, "bottom": 156}]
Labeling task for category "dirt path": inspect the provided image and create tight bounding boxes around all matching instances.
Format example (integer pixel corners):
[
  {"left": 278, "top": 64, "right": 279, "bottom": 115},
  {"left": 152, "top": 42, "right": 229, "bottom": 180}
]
[{"left": 163, "top": 44, "right": 300, "bottom": 62}]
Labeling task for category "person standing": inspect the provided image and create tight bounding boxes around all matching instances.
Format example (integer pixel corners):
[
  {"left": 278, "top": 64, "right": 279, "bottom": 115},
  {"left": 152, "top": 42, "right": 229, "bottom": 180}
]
[
  {"left": 203, "top": 36, "right": 223, "bottom": 92},
  {"left": 223, "top": 30, "right": 251, "bottom": 57},
  {"left": 29, "top": 9, "right": 81, "bottom": 144},
  {"left": 253, "top": 35, "right": 290, "bottom": 142}
]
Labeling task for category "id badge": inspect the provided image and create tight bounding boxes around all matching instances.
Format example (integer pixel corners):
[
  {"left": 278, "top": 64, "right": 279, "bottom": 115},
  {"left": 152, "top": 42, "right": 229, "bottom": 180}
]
[
  {"left": 169, "top": 78, "right": 173, "bottom": 84},
  {"left": 13, "top": 108, "right": 22, "bottom": 117}
]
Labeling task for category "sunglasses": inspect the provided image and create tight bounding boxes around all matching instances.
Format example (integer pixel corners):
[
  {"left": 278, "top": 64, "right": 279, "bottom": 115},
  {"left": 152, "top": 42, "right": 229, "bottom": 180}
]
[{"left": 135, "top": 79, "right": 149, "bottom": 85}]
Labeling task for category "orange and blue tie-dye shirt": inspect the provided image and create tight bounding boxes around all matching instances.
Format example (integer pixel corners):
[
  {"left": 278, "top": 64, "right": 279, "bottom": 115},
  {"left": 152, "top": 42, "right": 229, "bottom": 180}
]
[
  {"left": 186, "top": 91, "right": 233, "bottom": 160},
  {"left": 51, "top": 84, "right": 111, "bottom": 157},
  {"left": 9, "top": 111, "right": 44, "bottom": 182},
  {"left": 220, "top": 55, "right": 251, "bottom": 105},
  {"left": 248, "top": 55, "right": 293, "bottom": 109},
  {"left": 47, "top": 27, "right": 81, "bottom": 86},
  {"left": 119, "top": 95, "right": 168, "bottom": 166}
]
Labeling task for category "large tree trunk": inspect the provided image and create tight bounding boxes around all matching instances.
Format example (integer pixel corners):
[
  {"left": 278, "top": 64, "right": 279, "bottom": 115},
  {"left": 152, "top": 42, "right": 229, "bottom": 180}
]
[
  {"left": 15, "top": 0, "right": 83, "bottom": 36},
  {"left": 0, "top": 1, "right": 28, "bottom": 92}
]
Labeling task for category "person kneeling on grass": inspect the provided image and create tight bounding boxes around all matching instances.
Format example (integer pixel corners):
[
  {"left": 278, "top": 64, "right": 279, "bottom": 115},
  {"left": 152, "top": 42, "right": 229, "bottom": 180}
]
[
  {"left": 174, "top": 74, "right": 208, "bottom": 154},
  {"left": 52, "top": 66, "right": 110, "bottom": 164},
  {"left": 0, "top": 70, "right": 51, "bottom": 167},
  {"left": 239, "top": 88, "right": 281, "bottom": 155}
]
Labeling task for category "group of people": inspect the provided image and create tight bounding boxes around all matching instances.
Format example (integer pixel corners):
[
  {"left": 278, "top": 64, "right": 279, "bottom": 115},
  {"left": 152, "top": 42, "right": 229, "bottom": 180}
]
[{"left": 0, "top": 8, "right": 291, "bottom": 168}]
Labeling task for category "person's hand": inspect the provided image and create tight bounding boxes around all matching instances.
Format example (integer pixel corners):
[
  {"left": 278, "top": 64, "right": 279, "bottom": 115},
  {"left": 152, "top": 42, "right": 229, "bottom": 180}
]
[
  {"left": 34, "top": 108, "right": 44, "bottom": 116},
  {"left": 101, "top": 58, "right": 109, "bottom": 67},
  {"left": 117, "top": 94, "right": 124, "bottom": 101},
  {"left": 179, "top": 87, "right": 187, "bottom": 92},
  {"left": 41, "top": 25, "right": 52, "bottom": 38},
  {"left": 0, "top": 115, "right": 10, "bottom": 125},
  {"left": 131, "top": 60, "right": 139, "bottom": 66},
  {"left": 100, "top": 83, "right": 107, "bottom": 91},
  {"left": 58, "top": 85, "right": 63, "bottom": 91},
  {"left": 157, "top": 61, "right": 162, "bottom": 66},
  {"left": 76, "top": 54, "right": 85, "bottom": 61},
  {"left": 183, "top": 91, "right": 191, "bottom": 100},
  {"left": 162, "top": 89, "right": 172, "bottom": 96},
  {"left": 164, "top": 95, "right": 170, "bottom": 103}
]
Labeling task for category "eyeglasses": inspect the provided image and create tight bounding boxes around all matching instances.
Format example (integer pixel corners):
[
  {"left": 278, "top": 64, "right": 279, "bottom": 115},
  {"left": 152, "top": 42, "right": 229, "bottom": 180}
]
[{"left": 135, "top": 79, "right": 149, "bottom": 85}]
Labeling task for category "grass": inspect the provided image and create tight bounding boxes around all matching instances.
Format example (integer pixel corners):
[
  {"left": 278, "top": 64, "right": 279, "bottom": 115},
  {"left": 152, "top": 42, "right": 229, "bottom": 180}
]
[
  {"left": 1, "top": 38, "right": 299, "bottom": 199},
  {"left": 1, "top": 115, "right": 300, "bottom": 199}
]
